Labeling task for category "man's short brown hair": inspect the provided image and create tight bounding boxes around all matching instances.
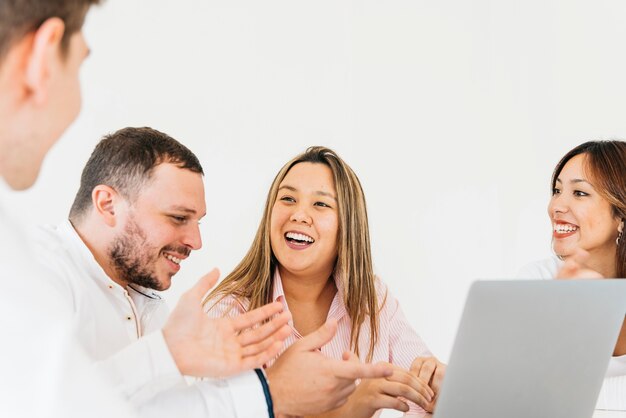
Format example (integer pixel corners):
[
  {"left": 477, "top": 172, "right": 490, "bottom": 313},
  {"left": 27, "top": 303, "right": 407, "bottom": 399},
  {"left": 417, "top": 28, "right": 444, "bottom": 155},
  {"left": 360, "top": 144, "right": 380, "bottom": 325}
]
[{"left": 0, "top": 0, "right": 101, "bottom": 62}]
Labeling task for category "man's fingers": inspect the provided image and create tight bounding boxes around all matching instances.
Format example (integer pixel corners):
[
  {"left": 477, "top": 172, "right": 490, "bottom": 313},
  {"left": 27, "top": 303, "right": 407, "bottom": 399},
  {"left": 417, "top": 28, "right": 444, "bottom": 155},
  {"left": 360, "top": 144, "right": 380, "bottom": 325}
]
[
  {"left": 237, "top": 311, "right": 291, "bottom": 346},
  {"left": 230, "top": 302, "right": 286, "bottom": 331},
  {"left": 239, "top": 340, "right": 285, "bottom": 371},
  {"left": 332, "top": 359, "right": 393, "bottom": 380},
  {"left": 187, "top": 268, "right": 220, "bottom": 300},
  {"left": 240, "top": 324, "right": 291, "bottom": 357},
  {"left": 294, "top": 319, "right": 338, "bottom": 351}
]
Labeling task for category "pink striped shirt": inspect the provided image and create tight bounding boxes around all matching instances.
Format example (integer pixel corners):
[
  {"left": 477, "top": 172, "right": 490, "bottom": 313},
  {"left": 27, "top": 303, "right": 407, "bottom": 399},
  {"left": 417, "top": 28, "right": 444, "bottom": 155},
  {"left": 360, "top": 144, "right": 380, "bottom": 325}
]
[{"left": 204, "top": 269, "right": 432, "bottom": 415}]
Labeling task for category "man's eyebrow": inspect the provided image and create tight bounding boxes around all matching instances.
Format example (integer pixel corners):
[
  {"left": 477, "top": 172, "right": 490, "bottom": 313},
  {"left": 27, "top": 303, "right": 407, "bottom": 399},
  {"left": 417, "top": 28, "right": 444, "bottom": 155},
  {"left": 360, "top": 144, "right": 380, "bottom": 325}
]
[{"left": 168, "top": 206, "right": 199, "bottom": 214}]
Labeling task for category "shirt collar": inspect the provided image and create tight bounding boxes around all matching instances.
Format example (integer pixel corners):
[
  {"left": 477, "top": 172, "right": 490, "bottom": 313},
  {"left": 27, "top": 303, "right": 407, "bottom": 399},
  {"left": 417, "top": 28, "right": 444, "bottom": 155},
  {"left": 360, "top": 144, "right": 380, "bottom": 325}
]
[{"left": 271, "top": 268, "right": 347, "bottom": 321}]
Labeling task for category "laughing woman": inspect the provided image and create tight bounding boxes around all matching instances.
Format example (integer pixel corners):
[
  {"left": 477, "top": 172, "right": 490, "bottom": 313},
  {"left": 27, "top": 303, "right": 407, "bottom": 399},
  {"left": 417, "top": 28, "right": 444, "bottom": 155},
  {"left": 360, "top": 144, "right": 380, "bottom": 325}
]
[
  {"left": 519, "top": 140, "right": 626, "bottom": 410},
  {"left": 203, "top": 146, "right": 444, "bottom": 417}
]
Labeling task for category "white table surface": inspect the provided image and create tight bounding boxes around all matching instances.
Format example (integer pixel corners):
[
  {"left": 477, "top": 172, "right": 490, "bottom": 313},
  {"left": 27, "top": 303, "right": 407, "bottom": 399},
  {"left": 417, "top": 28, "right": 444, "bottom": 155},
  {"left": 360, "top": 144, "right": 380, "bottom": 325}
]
[{"left": 379, "top": 410, "right": 626, "bottom": 418}]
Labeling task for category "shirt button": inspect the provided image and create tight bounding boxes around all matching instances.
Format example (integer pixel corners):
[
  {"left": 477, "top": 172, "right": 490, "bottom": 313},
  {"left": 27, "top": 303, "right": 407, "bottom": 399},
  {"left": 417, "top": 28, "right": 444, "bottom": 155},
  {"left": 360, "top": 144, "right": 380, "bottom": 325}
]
[
  {"left": 108, "top": 285, "right": 113, "bottom": 289},
  {"left": 126, "top": 316, "right": 132, "bottom": 321}
]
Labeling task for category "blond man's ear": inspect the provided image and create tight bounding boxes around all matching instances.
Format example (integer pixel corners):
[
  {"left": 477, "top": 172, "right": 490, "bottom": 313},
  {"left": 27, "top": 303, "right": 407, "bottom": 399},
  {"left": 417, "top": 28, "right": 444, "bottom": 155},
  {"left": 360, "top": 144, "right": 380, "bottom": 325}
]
[{"left": 24, "top": 17, "right": 66, "bottom": 105}]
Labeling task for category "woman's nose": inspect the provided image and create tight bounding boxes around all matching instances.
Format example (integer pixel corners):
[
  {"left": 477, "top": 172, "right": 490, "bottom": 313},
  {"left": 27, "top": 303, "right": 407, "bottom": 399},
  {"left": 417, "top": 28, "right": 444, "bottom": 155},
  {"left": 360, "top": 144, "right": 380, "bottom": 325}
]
[
  {"left": 290, "top": 207, "right": 312, "bottom": 225},
  {"left": 548, "top": 194, "right": 569, "bottom": 217}
]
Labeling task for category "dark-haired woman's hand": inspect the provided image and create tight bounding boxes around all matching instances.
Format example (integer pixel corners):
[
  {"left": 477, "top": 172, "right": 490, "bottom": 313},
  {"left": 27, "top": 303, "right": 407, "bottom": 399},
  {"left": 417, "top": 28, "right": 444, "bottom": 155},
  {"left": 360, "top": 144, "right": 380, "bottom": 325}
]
[{"left": 556, "top": 248, "right": 603, "bottom": 279}]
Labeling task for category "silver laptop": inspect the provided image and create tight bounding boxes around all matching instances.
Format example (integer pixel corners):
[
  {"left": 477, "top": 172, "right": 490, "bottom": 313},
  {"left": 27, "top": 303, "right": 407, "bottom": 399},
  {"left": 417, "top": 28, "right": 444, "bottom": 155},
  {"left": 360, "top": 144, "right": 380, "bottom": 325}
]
[{"left": 434, "top": 280, "right": 626, "bottom": 418}]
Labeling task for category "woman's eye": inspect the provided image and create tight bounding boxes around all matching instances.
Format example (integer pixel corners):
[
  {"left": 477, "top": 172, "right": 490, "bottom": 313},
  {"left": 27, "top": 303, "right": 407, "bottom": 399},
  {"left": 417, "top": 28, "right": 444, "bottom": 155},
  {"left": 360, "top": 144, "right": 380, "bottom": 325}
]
[
  {"left": 574, "top": 190, "right": 589, "bottom": 197},
  {"left": 280, "top": 196, "right": 295, "bottom": 203},
  {"left": 314, "top": 201, "right": 331, "bottom": 208},
  {"left": 552, "top": 188, "right": 561, "bottom": 195}
]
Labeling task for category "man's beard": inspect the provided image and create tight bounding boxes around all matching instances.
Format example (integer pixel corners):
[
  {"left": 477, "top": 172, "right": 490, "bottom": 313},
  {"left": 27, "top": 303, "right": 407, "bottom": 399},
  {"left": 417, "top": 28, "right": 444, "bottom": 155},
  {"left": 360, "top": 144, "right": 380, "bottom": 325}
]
[{"left": 108, "top": 216, "right": 189, "bottom": 291}]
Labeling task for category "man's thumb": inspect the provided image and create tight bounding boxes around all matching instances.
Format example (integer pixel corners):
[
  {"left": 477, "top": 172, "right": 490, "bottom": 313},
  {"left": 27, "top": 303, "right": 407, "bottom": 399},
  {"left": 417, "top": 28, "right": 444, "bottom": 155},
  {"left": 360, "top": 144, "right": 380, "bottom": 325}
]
[
  {"left": 296, "top": 319, "right": 338, "bottom": 351},
  {"left": 187, "top": 268, "right": 220, "bottom": 301}
]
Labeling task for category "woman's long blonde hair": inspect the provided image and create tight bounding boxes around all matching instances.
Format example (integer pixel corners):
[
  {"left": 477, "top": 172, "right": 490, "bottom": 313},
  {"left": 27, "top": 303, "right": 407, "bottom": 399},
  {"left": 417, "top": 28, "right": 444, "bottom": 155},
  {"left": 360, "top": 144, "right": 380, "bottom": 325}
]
[{"left": 204, "top": 146, "right": 380, "bottom": 361}]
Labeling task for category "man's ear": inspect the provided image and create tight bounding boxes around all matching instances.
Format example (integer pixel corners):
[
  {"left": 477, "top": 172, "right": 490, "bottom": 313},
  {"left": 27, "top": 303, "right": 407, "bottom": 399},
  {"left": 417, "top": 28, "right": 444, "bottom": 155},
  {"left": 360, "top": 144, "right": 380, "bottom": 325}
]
[
  {"left": 92, "top": 185, "right": 120, "bottom": 227},
  {"left": 24, "top": 17, "right": 65, "bottom": 105}
]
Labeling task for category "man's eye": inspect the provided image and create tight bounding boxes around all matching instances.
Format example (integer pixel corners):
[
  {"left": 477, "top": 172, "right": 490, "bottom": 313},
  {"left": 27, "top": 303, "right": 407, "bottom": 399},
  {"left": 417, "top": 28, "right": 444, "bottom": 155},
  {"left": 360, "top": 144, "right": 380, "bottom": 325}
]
[{"left": 171, "top": 215, "right": 187, "bottom": 223}]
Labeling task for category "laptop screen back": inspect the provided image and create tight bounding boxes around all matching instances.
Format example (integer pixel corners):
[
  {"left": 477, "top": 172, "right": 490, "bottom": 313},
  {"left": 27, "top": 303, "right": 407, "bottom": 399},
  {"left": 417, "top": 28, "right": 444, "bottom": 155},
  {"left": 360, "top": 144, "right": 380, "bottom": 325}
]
[{"left": 434, "top": 280, "right": 626, "bottom": 418}]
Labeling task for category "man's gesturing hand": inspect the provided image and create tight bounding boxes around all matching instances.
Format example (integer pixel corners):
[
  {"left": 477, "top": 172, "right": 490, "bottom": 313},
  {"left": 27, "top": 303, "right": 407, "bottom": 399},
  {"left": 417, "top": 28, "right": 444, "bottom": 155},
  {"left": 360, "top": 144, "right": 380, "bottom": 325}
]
[
  {"left": 163, "top": 268, "right": 291, "bottom": 377},
  {"left": 267, "top": 319, "right": 393, "bottom": 417}
]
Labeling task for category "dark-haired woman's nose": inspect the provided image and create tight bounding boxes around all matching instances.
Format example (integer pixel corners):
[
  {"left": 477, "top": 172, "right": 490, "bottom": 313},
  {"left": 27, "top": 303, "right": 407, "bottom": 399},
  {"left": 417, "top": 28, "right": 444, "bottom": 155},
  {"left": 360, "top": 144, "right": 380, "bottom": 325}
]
[{"left": 548, "top": 194, "right": 569, "bottom": 217}]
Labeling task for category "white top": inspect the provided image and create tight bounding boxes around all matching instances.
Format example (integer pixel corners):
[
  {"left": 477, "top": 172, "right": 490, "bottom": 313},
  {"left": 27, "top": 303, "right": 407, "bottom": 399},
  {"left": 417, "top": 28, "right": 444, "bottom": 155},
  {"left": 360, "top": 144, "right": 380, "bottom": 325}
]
[
  {"left": 35, "top": 219, "right": 269, "bottom": 418},
  {"left": 0, "top": 182, "right": 134, "bottom": 417},
  {"left": 518, "top": 257, "right": 626, "bottom": 410}
]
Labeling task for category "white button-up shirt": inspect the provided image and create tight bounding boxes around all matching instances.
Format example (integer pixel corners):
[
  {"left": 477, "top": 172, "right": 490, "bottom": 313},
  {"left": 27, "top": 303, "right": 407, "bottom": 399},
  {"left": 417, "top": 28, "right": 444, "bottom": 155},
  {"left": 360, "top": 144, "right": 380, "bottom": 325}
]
[
  {"left": 36, "top": 219, "right": 269, "bottom": 418},
  {"left": 0, "top": 183, "right": 134, "bottom": 418}
]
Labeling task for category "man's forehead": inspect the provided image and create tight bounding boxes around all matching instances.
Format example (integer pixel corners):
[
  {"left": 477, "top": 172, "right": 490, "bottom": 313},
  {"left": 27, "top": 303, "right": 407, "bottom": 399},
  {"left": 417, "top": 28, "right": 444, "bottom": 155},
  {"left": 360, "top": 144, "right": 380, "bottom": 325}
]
[
  {"left": 147, "top": 164, "right": 204, "bottom": 188},
  {"left": 137, "top": 165, "right": 206, "bottom": 212}
]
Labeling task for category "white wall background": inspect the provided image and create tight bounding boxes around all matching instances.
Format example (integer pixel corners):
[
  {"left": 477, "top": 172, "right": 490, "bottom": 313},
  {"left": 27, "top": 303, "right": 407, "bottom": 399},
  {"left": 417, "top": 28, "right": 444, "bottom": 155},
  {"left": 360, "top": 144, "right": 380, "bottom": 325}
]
[{"left": 4, "top": 0, "right": 626, "bottom": 362}]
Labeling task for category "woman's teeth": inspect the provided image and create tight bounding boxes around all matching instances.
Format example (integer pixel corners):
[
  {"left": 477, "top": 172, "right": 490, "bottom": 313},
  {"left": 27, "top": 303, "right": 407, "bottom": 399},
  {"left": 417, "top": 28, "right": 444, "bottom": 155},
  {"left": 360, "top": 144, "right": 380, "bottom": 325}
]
[
  {"left": 285, "top": 232, "right": 314, "bottom": 243},
  {"left": 554, "top": 224, "right": 578, "bottom": 233}
]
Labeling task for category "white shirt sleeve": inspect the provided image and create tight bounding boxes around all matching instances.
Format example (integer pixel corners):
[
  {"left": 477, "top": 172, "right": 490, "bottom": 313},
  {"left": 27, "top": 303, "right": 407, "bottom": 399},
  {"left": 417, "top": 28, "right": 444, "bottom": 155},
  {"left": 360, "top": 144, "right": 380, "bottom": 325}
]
[
  {"left": 93, "top": 331, "right": 183, "bottom": 406},
  {"left": 135, "top": 372, "right": 268, "bottom": 418},
  {"left": 95, "top": 331, "right": 270, "bottom": 417}
]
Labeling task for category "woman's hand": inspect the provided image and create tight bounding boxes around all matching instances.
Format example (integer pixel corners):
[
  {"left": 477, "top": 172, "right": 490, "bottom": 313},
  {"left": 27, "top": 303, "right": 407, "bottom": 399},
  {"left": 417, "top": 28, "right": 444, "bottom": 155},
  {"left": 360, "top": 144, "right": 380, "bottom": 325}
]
[
  {"left": 556, "top": 248, "right": 603, "bottom": 279},
  {"left": 410, "top": 356, "right": 447, "bottom": 412},
  {"left": 309, "top": 361, "right": 434, "bottom": 418}
]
